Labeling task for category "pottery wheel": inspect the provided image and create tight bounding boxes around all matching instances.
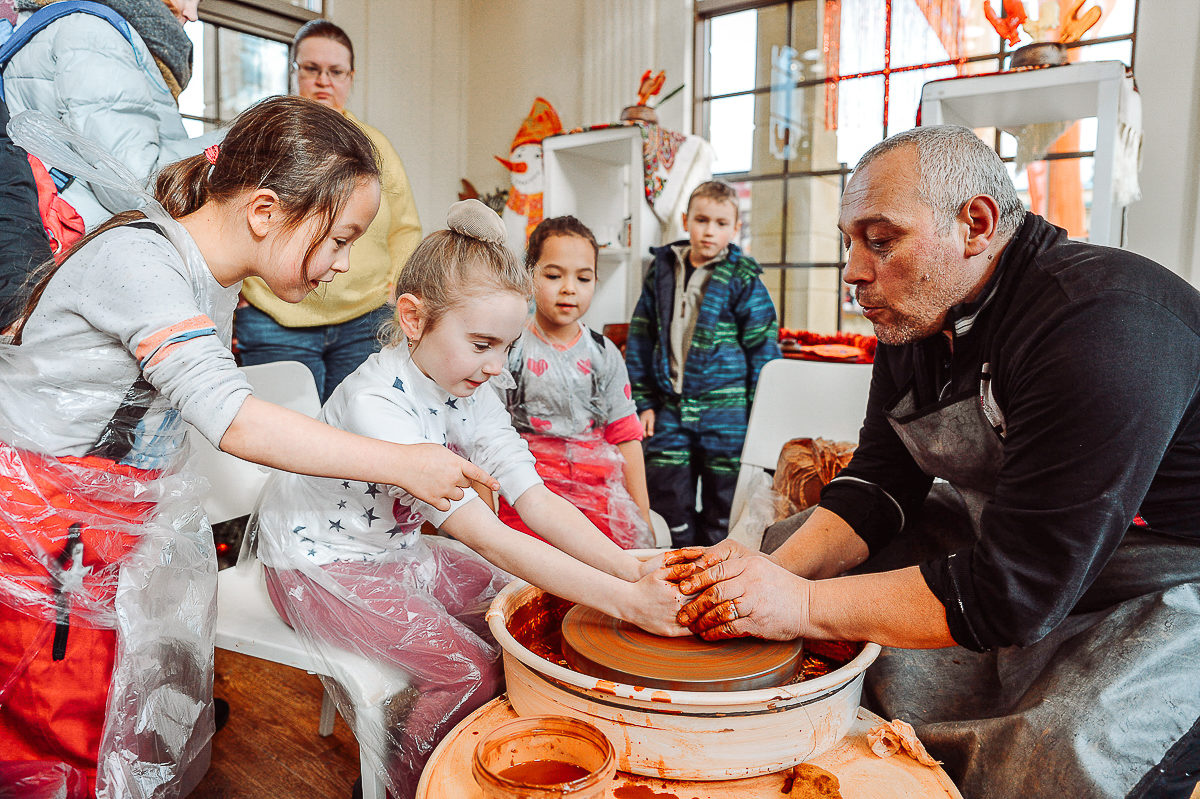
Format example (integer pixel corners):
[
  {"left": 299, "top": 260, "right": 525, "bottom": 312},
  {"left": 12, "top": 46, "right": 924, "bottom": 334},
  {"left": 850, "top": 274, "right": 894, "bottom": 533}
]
[{"left": 560, "top": 604, "right": 803, "bottom": 692}]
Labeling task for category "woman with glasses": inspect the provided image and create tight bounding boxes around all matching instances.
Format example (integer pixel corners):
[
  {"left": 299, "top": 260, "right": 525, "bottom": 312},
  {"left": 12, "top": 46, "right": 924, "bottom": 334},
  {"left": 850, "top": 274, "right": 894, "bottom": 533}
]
[{"left": 235, "top": 19, "right": 423, "bottom": 402}]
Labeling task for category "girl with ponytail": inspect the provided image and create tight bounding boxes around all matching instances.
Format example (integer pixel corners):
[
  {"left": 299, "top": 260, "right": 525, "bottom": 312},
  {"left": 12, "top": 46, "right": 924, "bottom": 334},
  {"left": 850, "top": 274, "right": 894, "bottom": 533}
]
[{"left": 0, "top": 95, "right": 496, "bottom": 796}]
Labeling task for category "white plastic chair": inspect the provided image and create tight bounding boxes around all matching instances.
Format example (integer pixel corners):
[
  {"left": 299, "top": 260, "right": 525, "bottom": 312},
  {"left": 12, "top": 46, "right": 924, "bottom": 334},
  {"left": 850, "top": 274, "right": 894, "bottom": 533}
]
[
  {"left": 192, "top": 361, "right": 396, "bottom": 799},
  {"left": 727, "top": 358, "right": 874, "bottom": 549},
  {"left": 649, "top": 511, "right": 671, "bottom": 548}
]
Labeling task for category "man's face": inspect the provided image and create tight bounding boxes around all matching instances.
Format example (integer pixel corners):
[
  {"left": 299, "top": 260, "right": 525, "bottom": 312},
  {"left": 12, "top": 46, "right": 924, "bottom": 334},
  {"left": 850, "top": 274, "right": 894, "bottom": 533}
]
[{"left": 838, "top": 147, "right": 978, "bottom": 346}]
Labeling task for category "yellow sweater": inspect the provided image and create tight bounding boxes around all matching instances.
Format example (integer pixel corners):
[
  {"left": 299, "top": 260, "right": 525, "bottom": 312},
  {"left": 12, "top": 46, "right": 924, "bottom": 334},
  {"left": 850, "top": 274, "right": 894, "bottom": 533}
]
[{"left": 240, "top": 110, "right": 422, "bottom": 327}]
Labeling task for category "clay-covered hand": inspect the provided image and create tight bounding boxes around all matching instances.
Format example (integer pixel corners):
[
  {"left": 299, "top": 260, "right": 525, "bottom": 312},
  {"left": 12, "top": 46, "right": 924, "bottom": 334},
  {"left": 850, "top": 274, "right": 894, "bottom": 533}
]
[
  {"left": 399, "top": 442, "right": 500, "bottom": 512},
  {"left": 635, "top": 546, "right": 706, "bottom": 580},
  {"left": 620, "top": 567, "right": 693, "bottom": 637},
  {"left": 662, "top": 539, "right": 761, "bottom": 583},
  {"left": 675, "top": 543, "right": 811, "bottom": 641}
]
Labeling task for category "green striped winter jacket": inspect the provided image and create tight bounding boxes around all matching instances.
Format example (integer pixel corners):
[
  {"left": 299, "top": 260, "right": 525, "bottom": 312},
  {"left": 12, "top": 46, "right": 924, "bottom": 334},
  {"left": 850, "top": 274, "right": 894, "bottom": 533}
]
[{"left": 626, "top": 241, "right": 780, "bottom": 413}]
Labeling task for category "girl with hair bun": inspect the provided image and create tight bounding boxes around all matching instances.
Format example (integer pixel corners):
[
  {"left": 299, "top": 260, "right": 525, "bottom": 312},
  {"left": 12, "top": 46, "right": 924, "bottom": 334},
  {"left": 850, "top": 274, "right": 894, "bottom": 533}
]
[
  {"left": 252, "top": 199, "right": 688, "bottom": 797},
  {"left": 0, "top": 96, "right": 495, "bottom": 795}
]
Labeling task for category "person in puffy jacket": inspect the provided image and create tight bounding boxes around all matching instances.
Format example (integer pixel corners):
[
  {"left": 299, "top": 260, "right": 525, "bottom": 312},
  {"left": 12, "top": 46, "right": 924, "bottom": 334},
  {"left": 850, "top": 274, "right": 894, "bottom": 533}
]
[
  {"left": 0, "top": 98, "right": 52, "bottom": 333},
  {"left": 3, "top": 0, "right": 216, "bottom": 230}
]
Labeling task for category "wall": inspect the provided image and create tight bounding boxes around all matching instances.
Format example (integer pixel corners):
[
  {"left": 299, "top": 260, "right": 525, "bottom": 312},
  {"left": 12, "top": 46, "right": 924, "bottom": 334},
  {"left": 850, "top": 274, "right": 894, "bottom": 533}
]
[
  {"left": 1125, "top": 2, "right": 1200, "bottom": 286},
  {"left": 326, "top": 0, "right": 469, "bottom": 231},
  {"left": 463, "top": 0, "right": 587, "bottom": 201}
]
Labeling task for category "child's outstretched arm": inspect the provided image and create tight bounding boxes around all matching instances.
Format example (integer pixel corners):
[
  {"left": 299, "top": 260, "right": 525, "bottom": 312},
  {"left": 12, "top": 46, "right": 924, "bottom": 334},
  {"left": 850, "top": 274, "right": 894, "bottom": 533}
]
[
  {"left": 441, "top": 498, "right": 689, "bottom": 637},
  {"left": 512, "top": 484, "right": 644, "bottom": 581},
  {"left": 220, "top": 395, "right": 498, "bottom": 511}
]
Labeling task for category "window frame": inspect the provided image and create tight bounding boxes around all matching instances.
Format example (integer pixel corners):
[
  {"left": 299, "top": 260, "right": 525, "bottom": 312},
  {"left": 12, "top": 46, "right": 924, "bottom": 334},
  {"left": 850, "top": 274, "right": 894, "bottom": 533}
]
[
  {"left": 694, "top": 0, "right": 1140, "bottom": 331},
  {"left": 180, "top": 0, "right": 318, "bottom": 130}
]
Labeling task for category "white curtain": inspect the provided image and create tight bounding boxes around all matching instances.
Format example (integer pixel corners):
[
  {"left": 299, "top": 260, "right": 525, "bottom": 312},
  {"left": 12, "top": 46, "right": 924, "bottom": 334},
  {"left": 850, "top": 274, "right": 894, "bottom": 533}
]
[{"left": 582, "top": 0, "right": 692, "bottom": 132}]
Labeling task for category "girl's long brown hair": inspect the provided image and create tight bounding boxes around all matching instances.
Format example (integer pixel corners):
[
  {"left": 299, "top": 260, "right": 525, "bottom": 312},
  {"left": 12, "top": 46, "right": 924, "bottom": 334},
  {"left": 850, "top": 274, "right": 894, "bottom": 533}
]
[{"left": 14, "top": 95, "right": 379, "bottom": 342}]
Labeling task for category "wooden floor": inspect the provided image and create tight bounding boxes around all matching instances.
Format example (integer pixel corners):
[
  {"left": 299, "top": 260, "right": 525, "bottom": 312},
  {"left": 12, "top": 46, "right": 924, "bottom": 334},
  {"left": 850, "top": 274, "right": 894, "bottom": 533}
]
[{"left": 190, "top": 648, "right": 362, "bottom": 799}]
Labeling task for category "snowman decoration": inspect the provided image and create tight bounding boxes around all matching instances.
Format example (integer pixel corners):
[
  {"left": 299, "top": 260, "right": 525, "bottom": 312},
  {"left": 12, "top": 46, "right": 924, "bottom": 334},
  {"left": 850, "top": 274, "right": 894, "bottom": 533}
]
[{"left": 495, "top": 97, "right": 563, "bottom": 255}]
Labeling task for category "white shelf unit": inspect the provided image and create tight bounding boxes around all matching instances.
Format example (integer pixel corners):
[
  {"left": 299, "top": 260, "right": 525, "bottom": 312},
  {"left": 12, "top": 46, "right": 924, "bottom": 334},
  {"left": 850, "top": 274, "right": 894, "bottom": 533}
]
[
  {"left": 920, "top": 60, "right": 1132, "bottom": 246},
  {"left": 541, "top": 127, "right": 664, "bottom": 329}
]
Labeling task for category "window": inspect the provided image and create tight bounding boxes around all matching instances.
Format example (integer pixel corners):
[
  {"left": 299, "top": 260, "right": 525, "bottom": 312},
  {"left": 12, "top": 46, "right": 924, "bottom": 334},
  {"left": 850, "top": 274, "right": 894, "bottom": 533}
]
[
  {"left": 694, "top": 0, "right": 1139, "bottom": 333},
  {"left": 178, "top": 0, "right": 319, "bottom": 134}
]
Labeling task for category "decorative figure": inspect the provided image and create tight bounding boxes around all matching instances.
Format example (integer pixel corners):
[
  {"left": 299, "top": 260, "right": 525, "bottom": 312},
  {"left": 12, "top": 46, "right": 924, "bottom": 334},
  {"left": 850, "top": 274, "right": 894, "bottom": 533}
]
[
  {"left": 983, "top": 0, "right": 1028, "bottom": 47},
  {"left": 495, "top": 97, "right": 563, "bottom": 253},
  {"left": 620, "top": 69, "right": 666, "bottom": 125},
  {"left": 636, "top": 69, "right": 665, "bottom": 106},
  {"left": 982, "top": 0, "right": 1104, "bottom": 68},
  {"left": 1056, "top": 0, "right": 1103, "bottom": 45}
]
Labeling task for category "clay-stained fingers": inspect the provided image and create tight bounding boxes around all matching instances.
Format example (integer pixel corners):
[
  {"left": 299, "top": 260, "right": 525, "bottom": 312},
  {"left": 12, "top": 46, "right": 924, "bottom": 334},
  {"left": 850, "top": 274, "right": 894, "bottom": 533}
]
[
  {"left": 677, "top": 557, "right": 736, "bottom": 596},
  {"left": 697, "top": 619, "right": 746, "bottom": 641},
  {"left": 660, "top": 547, "right": 710, "bottom": 583},
  {"left": 661, "top": 547, "right": 706, "bottom": 567},
  {"left": 675, "top": 578, "right": 745, "bottom": 627},
  {"left": 675, "top": 539, "right": 760, "bottom": 593},
  {"left": 690, "top": 598, "right": 752, "bottom": 639}
]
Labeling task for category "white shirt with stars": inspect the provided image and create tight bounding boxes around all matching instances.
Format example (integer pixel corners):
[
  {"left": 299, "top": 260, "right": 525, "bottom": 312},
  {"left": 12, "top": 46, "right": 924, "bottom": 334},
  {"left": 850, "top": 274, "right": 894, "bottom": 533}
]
[{"left": 255, "top": 345, "right": 542, "bottom": 568}]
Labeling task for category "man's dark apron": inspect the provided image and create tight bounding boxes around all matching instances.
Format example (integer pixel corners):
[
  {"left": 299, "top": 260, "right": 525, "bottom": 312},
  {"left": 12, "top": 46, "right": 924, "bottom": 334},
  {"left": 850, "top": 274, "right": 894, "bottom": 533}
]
[{"left": 862, "top": 368, "right": 1200, "bottom": 799}]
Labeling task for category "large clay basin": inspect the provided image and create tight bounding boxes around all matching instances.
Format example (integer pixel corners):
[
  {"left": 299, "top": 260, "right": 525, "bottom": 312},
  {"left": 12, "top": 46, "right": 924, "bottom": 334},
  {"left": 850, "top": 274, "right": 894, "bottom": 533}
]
[{"left": 487, "top": 578, "right": 881, "bottom": 781}]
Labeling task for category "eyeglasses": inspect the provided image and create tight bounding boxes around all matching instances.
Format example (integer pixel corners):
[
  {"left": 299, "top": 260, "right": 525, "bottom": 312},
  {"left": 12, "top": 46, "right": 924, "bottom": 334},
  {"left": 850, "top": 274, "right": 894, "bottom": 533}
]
[{"left": 292, "top": 62, "right": 352, "bottom": 82}]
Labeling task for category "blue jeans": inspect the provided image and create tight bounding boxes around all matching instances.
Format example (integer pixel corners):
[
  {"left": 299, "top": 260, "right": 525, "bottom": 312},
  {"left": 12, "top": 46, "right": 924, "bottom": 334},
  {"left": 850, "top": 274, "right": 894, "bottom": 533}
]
[{"left": 234, "top": 304, "right": 393, "bottom": 402}]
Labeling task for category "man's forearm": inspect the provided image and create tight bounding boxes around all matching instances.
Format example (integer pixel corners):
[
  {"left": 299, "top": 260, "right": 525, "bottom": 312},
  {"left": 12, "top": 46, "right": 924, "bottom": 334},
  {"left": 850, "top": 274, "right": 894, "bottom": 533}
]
[
  {"left": 807, "top": 566, "right": 955, "bottom": 648},
  {"left": 771, "top": 506, "right": 871, "bottom": 579},
  {"left": 770, "top": 508, "right": 954, "bottom": 647}
]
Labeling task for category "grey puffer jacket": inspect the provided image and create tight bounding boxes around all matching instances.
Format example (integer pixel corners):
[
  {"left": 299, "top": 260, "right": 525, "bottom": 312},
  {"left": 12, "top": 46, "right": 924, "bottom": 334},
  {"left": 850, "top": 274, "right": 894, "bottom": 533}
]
[{"left": 4, "top": 6, "right": 216, "bottom": 229}]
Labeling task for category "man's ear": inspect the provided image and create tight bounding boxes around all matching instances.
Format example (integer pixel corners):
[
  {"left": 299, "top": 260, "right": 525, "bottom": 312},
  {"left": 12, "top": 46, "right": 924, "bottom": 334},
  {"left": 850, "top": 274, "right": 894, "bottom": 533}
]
[
  {"left": 394, "top": 293, "right": 426, "bottom": 342},
  {"left": 246, "top": 188, "right": 281, "bottom": 238},
  {"left": 959, "top": 194, "right": 1001, "bottom": 257},
  {"left": 680, "top": 210, "right": 690, "bottom": 234}
]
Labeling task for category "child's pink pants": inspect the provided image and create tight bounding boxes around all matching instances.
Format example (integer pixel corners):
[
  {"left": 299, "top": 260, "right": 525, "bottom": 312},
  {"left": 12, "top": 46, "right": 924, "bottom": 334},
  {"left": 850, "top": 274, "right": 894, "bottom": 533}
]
[{"left": 264, "top": 547, "right": 502, "bottom": 795}]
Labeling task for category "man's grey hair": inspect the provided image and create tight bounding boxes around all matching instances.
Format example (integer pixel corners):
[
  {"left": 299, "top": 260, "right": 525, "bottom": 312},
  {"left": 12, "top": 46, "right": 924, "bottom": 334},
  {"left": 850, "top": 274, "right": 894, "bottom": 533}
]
[{"left": 855, "top": 125, "right": 1026, "bottom": 237}]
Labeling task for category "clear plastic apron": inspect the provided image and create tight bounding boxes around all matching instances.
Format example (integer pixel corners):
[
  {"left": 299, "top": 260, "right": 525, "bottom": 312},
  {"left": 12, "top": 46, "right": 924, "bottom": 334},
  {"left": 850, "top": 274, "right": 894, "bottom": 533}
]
[{"left": 1, "top": 111, "right": 223, "bottom": 799}]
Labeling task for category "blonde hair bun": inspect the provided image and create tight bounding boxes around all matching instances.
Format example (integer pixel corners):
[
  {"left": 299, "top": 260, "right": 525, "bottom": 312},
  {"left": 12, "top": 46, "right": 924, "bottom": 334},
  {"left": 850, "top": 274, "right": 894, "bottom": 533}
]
[{"left": 447, "top": 199, "right": 506, "bottom": 245}]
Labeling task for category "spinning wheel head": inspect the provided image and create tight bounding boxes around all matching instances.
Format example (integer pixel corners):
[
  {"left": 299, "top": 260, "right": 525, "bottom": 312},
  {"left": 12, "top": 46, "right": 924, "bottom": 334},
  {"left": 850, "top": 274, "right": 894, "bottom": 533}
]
[{"left": 560, "top": 605, "right": 803, "bottom": 692}]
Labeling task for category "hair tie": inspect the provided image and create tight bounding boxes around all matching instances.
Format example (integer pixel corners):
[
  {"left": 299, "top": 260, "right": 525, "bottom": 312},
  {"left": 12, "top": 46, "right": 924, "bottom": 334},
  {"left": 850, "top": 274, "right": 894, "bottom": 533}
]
[
  {"left": 446, "top": 199, "right": 506, "bottom": 244},
  {"left": 204, "top": 144, "right": 220, "bottom": 165}
]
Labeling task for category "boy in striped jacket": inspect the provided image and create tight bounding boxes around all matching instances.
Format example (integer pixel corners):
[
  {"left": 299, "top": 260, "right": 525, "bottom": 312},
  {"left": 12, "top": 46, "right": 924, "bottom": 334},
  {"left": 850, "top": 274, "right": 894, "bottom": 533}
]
[{"left": 626, "top": 180, "right": 780, "bottom": 548}]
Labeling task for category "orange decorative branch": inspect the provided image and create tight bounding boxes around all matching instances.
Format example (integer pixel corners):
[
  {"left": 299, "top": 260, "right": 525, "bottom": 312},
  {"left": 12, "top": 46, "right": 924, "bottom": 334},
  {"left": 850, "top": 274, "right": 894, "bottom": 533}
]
[
  {"left": 636, "top": 70, "right": 666, "bottom": 106},
  {"left": 984, "top": 0, "right": 1027, "bottom": 47},
  {"left": 1058, "top": 0, "right": 1102, "bottom": 43}
]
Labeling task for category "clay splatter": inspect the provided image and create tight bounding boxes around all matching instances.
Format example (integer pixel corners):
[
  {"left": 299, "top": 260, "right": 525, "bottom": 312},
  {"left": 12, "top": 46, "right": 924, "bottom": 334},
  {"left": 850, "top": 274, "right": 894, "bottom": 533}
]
[{"left": 613, "top": 785, "right": 678, "bottom": 799}]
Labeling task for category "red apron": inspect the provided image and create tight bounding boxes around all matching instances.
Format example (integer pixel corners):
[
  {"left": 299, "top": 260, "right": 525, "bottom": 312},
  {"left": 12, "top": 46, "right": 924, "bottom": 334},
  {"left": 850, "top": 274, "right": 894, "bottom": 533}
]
[
  {"left": 0, "top": 442, "right": 157, "bottom": 795},
  {"left": 497, "top": 433, "right": 639, "bottom": 547}
]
